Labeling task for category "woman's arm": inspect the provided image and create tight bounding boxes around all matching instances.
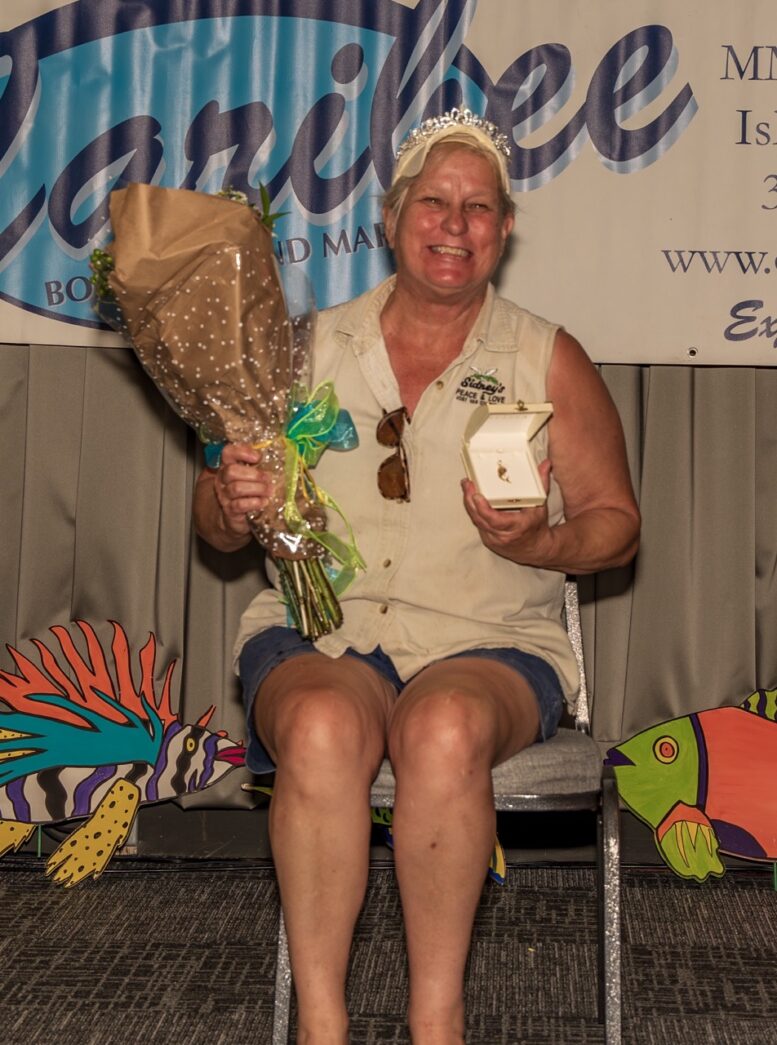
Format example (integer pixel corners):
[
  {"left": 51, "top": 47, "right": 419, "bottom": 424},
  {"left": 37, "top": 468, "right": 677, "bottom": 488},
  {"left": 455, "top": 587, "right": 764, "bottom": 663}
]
[{"left": 462, "top": 329, "right": 640, "bottom": 574}]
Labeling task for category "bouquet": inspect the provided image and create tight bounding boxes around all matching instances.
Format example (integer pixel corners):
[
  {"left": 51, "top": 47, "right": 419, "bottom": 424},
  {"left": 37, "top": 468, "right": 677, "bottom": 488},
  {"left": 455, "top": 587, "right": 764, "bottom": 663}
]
[{"left": 90, "top": 183, "right": 364, "bottom": 639}]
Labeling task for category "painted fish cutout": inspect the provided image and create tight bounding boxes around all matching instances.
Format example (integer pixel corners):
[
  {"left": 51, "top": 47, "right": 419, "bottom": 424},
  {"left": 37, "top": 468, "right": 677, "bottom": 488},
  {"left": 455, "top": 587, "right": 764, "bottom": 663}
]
[
  {"left": 0, "top": 620, "right": 245, "bottom": 886},
  {"left": 605, "top": 688, "right": 777, "bottom": 882}
]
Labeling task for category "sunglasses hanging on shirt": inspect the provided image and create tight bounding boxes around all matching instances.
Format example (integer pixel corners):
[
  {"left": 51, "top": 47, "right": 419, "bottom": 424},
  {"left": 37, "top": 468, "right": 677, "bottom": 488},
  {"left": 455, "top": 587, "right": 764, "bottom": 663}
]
[{"left": 376, "top": 406, "right": 410, "bottom": 502}]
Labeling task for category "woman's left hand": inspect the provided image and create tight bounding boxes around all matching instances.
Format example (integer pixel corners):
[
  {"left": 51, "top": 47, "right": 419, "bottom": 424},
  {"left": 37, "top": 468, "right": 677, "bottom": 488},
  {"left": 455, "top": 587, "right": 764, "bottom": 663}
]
[
  {"left": 461, "top": 331, "right": 641, "bottom": 576},
  {"left": 461, "top": 460, "right": 555, "bottom": 567}
]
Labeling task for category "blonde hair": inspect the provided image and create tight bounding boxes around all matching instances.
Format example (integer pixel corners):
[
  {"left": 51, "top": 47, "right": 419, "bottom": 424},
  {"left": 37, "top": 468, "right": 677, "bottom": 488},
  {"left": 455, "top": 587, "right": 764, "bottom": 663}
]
[{"left": 383, "top": 138, "right": 516, "bottom": 222}]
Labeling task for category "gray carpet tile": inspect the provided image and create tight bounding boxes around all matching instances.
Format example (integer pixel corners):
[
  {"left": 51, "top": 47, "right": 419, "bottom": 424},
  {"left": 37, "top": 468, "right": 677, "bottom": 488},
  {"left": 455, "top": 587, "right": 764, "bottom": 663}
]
[
  {"left": 0, "top": 865, "right": 278, "bottom": 1045},
  {"left": 626, "top": 1018, "right": 777, "bottom": 1045},
  {"left": 1, "top": 860, "right": 777, "bottom": 1043}
]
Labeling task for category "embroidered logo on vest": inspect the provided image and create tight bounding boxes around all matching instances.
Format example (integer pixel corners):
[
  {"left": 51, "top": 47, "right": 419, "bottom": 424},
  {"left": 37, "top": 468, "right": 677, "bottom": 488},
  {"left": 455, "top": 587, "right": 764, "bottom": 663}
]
[{"left": 455, "top": 368, "right": 506, "bottom": 405}]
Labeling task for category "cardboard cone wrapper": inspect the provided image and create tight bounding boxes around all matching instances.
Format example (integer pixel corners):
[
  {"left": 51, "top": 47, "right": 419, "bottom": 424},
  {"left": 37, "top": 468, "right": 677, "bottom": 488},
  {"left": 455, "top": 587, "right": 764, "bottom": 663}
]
[{"left": 98, "top": 184, "right": 364, "bottom": 638}]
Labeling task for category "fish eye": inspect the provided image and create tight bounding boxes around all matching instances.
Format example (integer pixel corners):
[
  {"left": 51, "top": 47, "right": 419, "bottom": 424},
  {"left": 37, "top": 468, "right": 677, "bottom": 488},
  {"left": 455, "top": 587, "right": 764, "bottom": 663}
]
[
  {"left": 185, "top": 737, "right": 197, "bottom": 754},
  {"left": 653, "top": 736, "right": 678, "bottom": 763}
]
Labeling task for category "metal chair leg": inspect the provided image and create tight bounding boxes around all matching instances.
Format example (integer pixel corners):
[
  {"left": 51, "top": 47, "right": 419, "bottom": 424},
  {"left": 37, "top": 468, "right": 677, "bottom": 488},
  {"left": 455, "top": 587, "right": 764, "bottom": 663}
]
[
  {"left": 599, "top": 768, "right": 622, "bottom": 1045},
  {"left": 272, "top": 907, "right": 293, "bottom": 1045}
]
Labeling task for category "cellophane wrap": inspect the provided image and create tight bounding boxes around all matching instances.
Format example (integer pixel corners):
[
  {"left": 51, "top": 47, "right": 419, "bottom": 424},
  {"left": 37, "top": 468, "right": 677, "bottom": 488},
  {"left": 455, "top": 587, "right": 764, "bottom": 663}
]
[{"left": 98, "top": 184, "right": 362, "bottom": 635}]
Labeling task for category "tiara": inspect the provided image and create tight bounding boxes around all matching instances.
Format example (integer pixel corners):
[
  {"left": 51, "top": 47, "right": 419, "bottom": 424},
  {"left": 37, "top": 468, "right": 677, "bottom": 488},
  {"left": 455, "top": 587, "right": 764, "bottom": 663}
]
[{"left": 395, "top": 108, "right": 511, "bottom": 161}]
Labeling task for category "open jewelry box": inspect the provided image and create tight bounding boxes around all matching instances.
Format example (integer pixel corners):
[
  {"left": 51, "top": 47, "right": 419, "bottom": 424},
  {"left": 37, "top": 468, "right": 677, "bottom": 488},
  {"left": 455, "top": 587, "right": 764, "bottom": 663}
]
[{"left": 461, "top": 401, "right": 553, "bottom": 509}]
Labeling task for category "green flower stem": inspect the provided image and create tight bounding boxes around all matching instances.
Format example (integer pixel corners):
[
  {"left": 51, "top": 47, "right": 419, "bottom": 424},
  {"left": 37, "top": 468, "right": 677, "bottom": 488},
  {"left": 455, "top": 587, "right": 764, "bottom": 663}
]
[
  {"left": 309, "top": 557, "right": 343, "bottom": 627},
  {"left": 274, "top": 556, "right": 342, "bottom": 640}
]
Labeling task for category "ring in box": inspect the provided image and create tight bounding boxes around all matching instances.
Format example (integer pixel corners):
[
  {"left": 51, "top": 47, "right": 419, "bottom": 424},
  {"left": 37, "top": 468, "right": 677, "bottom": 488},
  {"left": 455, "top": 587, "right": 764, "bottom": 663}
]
[{"left": 461, "top": 401, "right": 553, "bottom": 509}]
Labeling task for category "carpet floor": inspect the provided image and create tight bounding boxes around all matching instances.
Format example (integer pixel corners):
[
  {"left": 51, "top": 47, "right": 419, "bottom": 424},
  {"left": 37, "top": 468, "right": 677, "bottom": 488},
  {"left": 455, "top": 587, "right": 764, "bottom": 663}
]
[{"left": 1, "top": 859, "right": 775, "bottom": 1044}]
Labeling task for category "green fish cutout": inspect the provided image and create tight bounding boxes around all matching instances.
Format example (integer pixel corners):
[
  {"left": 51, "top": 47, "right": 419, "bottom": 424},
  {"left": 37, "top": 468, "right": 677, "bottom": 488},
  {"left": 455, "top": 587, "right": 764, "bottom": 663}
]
[{"left": 605, "top": 690, "right": 777, "bottom": 882}]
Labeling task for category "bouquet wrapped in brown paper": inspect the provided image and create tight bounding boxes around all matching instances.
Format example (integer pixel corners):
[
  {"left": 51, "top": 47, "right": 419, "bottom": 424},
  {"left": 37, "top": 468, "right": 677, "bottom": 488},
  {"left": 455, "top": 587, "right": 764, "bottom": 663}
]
[{"left": 90, "top": 183, "right": 364, "bottom": 639}]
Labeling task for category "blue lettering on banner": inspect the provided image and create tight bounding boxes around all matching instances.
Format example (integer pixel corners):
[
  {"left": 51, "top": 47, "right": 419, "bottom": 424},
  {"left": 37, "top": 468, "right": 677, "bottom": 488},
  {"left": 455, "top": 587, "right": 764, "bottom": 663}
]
[
  {"left": 724, "top": 299, "right": 777, "bottom": 348},
  {"left": 0, "top": 0, "right": 697, "bottom": 329}
]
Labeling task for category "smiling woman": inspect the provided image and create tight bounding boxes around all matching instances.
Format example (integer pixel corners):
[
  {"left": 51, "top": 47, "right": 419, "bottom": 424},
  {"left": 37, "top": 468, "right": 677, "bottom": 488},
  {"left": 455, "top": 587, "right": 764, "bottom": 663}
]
[
  {"left": 385, "top": 145, "right": 511, "bottom": 323},
  {"left": 381, "top": 145, "right": 513, "bottom": 322},
  {"left": 193, "top": 108, "right": 640, "bottom": 1044}
]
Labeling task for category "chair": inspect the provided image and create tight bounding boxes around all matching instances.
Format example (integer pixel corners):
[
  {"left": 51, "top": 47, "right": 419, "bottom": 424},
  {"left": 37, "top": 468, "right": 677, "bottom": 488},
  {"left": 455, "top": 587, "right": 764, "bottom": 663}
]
[{"left": 271, "top": 580, "right": 621, "bottom": 1044}]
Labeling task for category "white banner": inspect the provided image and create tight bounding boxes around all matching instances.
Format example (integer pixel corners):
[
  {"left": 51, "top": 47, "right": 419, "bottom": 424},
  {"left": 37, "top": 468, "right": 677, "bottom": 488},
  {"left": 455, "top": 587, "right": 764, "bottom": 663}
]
[
  {"left": 0, "top": 0, "right": 774, "bottom": 363},
  {"left": 473, "top": 1, "right": 777, "bottom": 365}
]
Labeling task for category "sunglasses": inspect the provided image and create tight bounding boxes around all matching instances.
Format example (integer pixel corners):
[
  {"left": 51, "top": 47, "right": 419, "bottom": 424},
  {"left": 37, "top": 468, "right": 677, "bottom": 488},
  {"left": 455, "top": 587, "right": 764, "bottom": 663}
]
[{"left": 376, "top": 407, "right": 410, "bottom": 502}]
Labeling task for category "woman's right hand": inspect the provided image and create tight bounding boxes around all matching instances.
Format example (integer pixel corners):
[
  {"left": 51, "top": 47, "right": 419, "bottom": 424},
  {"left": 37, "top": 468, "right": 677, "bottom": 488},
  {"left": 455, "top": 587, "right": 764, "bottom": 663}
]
[
  {"left": 193, "top": 441, "right": 276, "bottom": 551},
  {"left": 212, "top": 442, "right": 276, "bottom": 540}
]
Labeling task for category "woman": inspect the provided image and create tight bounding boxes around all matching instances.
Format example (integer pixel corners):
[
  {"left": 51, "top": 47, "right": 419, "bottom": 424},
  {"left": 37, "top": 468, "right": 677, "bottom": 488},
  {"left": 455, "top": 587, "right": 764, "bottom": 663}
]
[{"left": 194, "top": 110, "right": 640, "bottom": 1045}]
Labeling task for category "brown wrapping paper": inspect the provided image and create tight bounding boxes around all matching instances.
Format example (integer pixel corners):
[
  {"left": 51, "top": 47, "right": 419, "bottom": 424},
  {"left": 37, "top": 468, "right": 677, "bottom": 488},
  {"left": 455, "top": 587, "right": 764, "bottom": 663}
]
[
  {"left": 97, "top": 183, "right": 350, "bottom": 635},
  {"left": 107, "top": 184, "right": 296, "bottom": 444}
]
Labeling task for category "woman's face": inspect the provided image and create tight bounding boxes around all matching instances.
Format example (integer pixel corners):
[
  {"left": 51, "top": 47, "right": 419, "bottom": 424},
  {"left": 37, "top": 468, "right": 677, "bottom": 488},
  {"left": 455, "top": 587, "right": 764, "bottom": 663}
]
[{"left": 384, "top": 144, "right": 513, "bottom": 306}]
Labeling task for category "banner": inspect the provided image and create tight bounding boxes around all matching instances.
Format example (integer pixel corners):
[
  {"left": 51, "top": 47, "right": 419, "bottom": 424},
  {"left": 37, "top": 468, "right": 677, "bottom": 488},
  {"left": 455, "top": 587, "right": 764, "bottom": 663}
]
[{"left": 0, "top": 0, "right": 774, "bottom": 363}]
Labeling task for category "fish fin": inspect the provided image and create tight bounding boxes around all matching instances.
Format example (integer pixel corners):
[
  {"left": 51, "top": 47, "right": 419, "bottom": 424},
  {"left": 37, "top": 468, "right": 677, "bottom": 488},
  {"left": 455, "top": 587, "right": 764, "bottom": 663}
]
[
  {"left": 657, "top": 817, "right": 725, "bottom": 882},
  {"left": 0, "top": 818, "right": 36, "bottom": 857},
  {"left": 45, "top": 779, "right": 140, "bottom": 887},
  {"left": 488, "top": 835, "right": 506, "bottom": 885},
  {"left": 739, "top": 688, "right": 777, "bottom": 721},
  {"left": 2, "top": 623, "right": 180, "bottom": 733}
]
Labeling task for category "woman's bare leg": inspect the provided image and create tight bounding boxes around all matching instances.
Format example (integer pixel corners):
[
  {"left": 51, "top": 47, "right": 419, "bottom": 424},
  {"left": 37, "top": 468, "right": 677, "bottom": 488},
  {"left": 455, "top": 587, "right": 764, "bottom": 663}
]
[
  {"left": 255, "top": 654, "right": 396, "bottom": 1045},
  {"left": 387, "top": 658, "right": 541, "bottom": 1045}
]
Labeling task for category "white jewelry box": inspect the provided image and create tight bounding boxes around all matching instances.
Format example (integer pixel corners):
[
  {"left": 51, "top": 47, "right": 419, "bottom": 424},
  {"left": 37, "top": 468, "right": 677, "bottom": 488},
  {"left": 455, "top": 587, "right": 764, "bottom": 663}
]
[{"left": 461, "top": 401, "right": 553, "bottom": 509}]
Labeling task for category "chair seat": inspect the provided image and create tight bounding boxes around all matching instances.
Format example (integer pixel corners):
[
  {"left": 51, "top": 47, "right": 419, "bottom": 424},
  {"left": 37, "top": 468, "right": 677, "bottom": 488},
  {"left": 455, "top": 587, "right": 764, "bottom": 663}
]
[{"left": 370, "top": 727, "right": 603, "bottom": 810}]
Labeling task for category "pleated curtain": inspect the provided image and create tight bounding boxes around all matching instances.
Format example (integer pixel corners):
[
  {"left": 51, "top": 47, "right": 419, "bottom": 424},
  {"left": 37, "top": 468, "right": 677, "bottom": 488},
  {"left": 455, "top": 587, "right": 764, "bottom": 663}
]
[{"left": 3, "top": 344, "right": 777, "bottom": 808}]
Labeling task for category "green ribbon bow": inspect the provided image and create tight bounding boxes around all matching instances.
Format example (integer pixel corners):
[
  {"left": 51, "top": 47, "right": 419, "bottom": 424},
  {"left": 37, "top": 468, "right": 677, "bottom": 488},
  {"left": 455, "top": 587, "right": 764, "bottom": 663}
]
[
  {"left": 286, "top": 381, "right": 358, "bottom": 467},
  {"left": 282, "top": 382, "right": 365, "bottom": 593}
]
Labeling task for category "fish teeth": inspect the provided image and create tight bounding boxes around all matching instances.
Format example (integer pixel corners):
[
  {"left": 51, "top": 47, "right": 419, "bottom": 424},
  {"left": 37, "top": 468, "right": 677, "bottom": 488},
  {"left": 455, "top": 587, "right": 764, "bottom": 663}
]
[
  {"left": 700, "top": 824, "right": 714, "bottom": 854},
  {"left": 675, "top": 822, "right": 688, "bottom": 866}
]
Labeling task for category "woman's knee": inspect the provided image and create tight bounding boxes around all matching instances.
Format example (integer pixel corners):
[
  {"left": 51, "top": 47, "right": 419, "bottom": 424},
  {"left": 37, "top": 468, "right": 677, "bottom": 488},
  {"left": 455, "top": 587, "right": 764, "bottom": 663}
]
[
  {"left": 275, "top": 685, "right": 380, "bottom": 769},
  {"left": 388, "top": 685, "right": 495, "bottom": 782},
  {"left": 255, "top": 654, "right": 392, "bottom": 774}
]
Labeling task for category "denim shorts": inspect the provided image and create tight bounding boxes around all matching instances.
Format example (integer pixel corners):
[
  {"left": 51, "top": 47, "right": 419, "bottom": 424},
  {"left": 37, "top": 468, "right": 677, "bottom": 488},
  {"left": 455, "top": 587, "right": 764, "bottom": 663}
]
[{"left": 238, "top": 626, "right": 565, "bottom": 775}]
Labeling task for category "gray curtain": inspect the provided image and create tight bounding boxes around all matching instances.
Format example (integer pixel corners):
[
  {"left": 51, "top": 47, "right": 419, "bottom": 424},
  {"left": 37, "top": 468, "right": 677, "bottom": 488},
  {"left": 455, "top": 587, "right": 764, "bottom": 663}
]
[
  {"left": 3, "top": 345, "right": 777, "bottom": 804},
  {"left": 586, "top": 364, "right": 777, "bottom": 750}
]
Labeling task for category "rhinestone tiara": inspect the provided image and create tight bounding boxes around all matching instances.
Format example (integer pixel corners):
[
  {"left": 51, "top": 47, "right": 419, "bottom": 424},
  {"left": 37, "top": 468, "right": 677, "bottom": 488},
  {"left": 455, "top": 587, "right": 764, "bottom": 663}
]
[{"left": 395, "top": 108, "right": 511, "bottom": 161}]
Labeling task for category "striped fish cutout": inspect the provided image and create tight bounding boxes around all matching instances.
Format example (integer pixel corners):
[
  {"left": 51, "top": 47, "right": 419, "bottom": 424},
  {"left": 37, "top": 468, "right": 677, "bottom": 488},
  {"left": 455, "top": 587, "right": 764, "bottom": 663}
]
[{"left": 0, "top": 621, "right": 245, "bottom": 886}]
